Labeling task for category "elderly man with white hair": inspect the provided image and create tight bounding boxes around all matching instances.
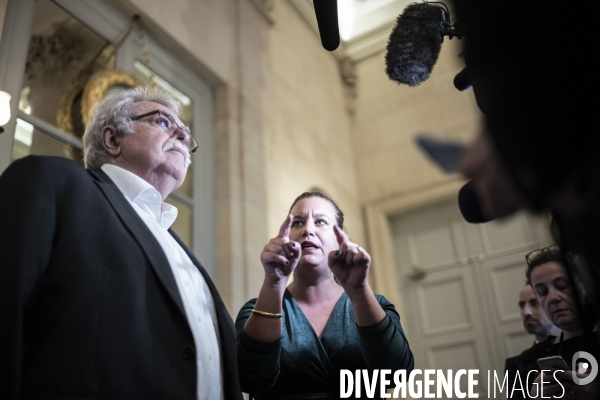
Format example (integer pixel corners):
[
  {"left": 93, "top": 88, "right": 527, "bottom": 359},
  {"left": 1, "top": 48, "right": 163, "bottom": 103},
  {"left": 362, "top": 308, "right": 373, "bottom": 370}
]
[{"left": 0, "top": 87, "right": 242, "bottom": 400}]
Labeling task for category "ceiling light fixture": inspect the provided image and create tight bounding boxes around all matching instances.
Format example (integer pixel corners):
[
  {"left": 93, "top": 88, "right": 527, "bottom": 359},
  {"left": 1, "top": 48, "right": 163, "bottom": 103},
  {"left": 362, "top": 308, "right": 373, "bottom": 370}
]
[
  {"left": 338, "top": 0, "right": 356, "bottom": 41},
  {"left": 0, "top": 91, "right": 11, "bottom": 134}
]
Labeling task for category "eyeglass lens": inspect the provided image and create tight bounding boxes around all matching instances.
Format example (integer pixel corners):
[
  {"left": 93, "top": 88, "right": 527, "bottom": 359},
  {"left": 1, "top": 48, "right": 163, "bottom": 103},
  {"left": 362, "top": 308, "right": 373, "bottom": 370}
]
[
  {"left": 132, "top": 110, "right": 199, "bottom": 154},
  {"left": 526, "top": 245, "right": 562, "bottom": 262},
  {"left": 157, "top": 111, "right": 198, "bottom": 153}
]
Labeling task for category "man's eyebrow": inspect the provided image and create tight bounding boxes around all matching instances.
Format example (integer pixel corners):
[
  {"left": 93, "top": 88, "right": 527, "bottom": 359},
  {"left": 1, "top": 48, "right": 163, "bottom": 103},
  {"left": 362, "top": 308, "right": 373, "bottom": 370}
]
[{"left": 160, "top": 109, "right": 176, "bottom": 120}]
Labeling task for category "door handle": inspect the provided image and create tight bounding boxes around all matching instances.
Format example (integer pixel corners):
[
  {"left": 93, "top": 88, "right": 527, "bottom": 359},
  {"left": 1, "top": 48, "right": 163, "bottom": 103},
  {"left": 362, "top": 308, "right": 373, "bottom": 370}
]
[{"left": 408, "top": 266, "right": 426, "bottom": 281}]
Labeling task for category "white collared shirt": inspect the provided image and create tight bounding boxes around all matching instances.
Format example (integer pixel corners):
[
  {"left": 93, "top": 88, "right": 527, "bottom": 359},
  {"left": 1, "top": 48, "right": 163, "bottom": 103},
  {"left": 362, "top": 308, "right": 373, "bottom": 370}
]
[{"left": 101, "top": 164, "right": 223, "bottom": 400}]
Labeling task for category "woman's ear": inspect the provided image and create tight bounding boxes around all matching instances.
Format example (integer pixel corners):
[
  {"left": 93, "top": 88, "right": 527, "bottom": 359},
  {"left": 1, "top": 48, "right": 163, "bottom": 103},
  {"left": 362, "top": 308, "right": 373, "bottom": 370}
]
[{"left": 102, "top": 126, "right": 121, "bottom": 157}]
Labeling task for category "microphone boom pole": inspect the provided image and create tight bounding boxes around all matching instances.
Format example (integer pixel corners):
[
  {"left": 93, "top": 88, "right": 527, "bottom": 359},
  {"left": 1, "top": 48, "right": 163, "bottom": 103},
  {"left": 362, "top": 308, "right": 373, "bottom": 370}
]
[{"left": 313, "top": 0, "right": 341, "bottom": 51}]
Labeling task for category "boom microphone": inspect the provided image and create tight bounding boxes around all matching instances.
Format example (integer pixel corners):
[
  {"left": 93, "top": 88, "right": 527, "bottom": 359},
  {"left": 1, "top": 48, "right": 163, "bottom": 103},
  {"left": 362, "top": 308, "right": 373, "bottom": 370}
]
[
  {"left": 313, "top": 0, "right": 340, "bottom": 51},
  {"left": 458, "top": 181, "right": 495, "bottom": 224},
  {"left": 385, "top": 2, "right": 450, "bottom": 87},
  {"left": 453, "top": 66, "right": 473, "bottom": 91}
]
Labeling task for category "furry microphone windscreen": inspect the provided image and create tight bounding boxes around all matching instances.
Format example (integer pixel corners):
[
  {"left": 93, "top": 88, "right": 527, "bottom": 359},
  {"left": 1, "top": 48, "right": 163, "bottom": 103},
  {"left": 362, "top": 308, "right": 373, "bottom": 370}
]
[{"left": 385, "top": 2, "right": 445, "bottom": 87}]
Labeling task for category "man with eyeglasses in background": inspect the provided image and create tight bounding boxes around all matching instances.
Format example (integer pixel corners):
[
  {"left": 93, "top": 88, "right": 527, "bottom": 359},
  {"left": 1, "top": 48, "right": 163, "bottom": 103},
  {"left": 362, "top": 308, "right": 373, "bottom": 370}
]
[
  {"left": 0, "top": 87, "right": 243, "bottom": 400},
  {"left": 504, "top": 282, "right": 560, "bottom": 397}
]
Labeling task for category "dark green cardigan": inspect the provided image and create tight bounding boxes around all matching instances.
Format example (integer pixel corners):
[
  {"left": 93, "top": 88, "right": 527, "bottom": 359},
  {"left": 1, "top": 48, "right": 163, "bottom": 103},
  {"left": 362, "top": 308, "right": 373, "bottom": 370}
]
[{"left": 235, "top": 290, "right": 414, "bottom": 399}]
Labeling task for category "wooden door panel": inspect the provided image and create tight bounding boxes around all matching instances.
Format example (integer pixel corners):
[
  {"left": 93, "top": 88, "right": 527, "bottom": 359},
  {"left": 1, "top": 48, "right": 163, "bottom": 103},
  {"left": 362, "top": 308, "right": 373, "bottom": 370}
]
[
  {"left": 416, "top": 273, "right": 473, "bottom": 336},
  {"left": 390, "top": 198, "right": 552, "bottom": 388}
]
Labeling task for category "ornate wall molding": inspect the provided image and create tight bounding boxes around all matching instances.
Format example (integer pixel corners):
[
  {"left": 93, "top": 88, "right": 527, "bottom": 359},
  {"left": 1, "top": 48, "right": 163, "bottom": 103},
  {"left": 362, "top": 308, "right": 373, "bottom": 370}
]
[
  {"left": 25, "top": 31, "right": 85, "bottom": 88},
  {"left": 344, "top": 20, "right": 395, "bottom": 62},
  {"left": 289, "top": 0, "right": 319, "bottom": 36},
  {"left": 248, "top": 0, "right": 274, "bottom": 25},
  {"left": 337, "top": 55, "right": 357, "bottom": 115},
  {"left": 289, "top": 0, "right": 395, "bottom": 63},
  {"left": 289, "top": 0, "right": 348, "bottom": 60},
  {"left": 289, "top": 0, "right": 357, "bottom": 115}
]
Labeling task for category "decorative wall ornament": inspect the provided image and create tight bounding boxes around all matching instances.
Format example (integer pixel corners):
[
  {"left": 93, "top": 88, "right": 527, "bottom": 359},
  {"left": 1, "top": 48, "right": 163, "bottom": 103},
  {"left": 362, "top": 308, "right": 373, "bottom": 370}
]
[
  {"left": 338, "top": 55, "right": 357, "bottom": 115},
  {"left": 56, "top": 81, "right": 86, "bottom": 138},
  {"left": 289, "top": 0, "right": 360, "bottom": 110},
  {"left": 53, "top": 16, "right": 147, "bottom": 163},
  {"left": 248, "top": 0, "right": 274, "bottom": 25},
  {"left": 25, "top": 30, "right": 84, "bottom": 88},
  {"left": 24, "top": 27, "right": 90, "bottom": 162},
  {"left": 56, "top": 69, "right": 142, "bottom": 163},
  {"left": 80, "top": 70, "right": 142, "bottom": 125}
]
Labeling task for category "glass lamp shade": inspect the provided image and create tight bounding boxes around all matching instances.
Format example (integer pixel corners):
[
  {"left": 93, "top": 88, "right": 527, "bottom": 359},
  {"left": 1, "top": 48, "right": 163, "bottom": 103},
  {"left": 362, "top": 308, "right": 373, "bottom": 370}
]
[{"left": 0, "top": 91, "right": 11, "bottom": 126}]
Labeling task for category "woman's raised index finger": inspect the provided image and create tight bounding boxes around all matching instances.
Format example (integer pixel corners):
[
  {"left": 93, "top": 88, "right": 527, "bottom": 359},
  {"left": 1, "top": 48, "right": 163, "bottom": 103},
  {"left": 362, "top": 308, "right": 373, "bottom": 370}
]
[
  {"left": 334, "top": 225, "right": 349, "bottom": 244},
  {"left": 278, "top": 214, "right": 293, "bottom": 238}
]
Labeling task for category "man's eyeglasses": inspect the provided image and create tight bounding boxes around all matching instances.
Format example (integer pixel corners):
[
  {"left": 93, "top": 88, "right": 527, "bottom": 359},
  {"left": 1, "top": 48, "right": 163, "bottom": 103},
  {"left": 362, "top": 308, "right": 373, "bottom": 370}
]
[{"left": 130, "top": 110, "right": 199, "bottom": 154}]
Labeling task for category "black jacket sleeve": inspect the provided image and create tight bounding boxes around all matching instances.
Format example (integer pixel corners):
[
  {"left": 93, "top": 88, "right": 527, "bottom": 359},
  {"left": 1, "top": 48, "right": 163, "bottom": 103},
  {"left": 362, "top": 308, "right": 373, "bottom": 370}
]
[{"left": 0, "top": 157, "right": 57, "bottom": 398}]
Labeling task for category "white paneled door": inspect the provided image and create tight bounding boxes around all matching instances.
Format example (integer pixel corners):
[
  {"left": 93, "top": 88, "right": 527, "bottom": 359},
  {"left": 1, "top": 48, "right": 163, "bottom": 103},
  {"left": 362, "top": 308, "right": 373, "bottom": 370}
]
[{"left": 390, "top": 199, "right": 551, "bottom": 398}]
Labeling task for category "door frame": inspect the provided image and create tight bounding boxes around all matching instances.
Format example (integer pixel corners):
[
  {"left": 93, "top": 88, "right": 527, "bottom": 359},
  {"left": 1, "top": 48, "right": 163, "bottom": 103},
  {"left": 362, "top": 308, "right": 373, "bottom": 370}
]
[{"left": 364, "top": 178, "right": 466, "bottom": 319}]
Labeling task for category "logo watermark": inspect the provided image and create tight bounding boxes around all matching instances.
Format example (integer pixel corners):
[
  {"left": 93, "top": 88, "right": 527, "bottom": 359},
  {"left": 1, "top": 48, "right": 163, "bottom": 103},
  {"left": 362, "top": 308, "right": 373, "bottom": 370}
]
[
  {"left": 572, "top": 351, "right": 597, "bottom": 385},
  {"left": 339, "top": 355, "right": 598, "bottom": 399}
]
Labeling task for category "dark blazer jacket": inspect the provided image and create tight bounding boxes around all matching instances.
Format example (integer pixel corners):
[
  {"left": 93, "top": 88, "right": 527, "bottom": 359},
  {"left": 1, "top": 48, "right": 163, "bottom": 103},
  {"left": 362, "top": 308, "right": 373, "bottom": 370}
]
[
  {"left": 0, "top": 156, "right": 243, "bottom": 400},
  {"left": 504, "top": 354, "right": 524, "bottom": 399}
]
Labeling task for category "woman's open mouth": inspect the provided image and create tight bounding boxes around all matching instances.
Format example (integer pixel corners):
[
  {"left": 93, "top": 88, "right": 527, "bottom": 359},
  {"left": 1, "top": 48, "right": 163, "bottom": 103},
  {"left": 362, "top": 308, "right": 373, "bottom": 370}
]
[{"left": 301, "top": 241, "right": 319, "bottom": 251}]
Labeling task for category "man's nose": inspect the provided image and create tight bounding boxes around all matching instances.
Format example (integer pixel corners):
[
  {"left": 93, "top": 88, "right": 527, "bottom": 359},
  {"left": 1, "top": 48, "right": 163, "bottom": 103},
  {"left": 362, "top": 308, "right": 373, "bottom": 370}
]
[
  {"left": 547, "top": 287, "right": 562, "bottom": 304},
  {"left": 522, "top": 305, "right": 533, "bottom": 318},
  {"left": 173, "top": 126, "right": 190, "bottom": 145}
]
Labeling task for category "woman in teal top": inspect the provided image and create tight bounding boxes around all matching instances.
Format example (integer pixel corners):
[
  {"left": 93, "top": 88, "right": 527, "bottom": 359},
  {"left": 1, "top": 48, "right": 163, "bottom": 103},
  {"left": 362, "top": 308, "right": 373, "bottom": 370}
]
[{"left": 235, "top": 192, "right": 414, "bottom": 399}]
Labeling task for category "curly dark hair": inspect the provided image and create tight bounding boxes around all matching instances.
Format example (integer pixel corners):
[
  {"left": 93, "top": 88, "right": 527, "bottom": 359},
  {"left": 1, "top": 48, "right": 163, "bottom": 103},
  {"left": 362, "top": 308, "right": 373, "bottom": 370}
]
[{"left": 526, "top": 246, "right": 579, "bottom": 285}]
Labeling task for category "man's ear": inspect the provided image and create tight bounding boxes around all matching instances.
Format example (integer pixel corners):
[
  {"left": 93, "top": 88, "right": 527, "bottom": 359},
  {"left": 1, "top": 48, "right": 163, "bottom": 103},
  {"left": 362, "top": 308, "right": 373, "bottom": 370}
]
[{"left": 102, "top": 126, "right": 121, "bottom": 157}]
